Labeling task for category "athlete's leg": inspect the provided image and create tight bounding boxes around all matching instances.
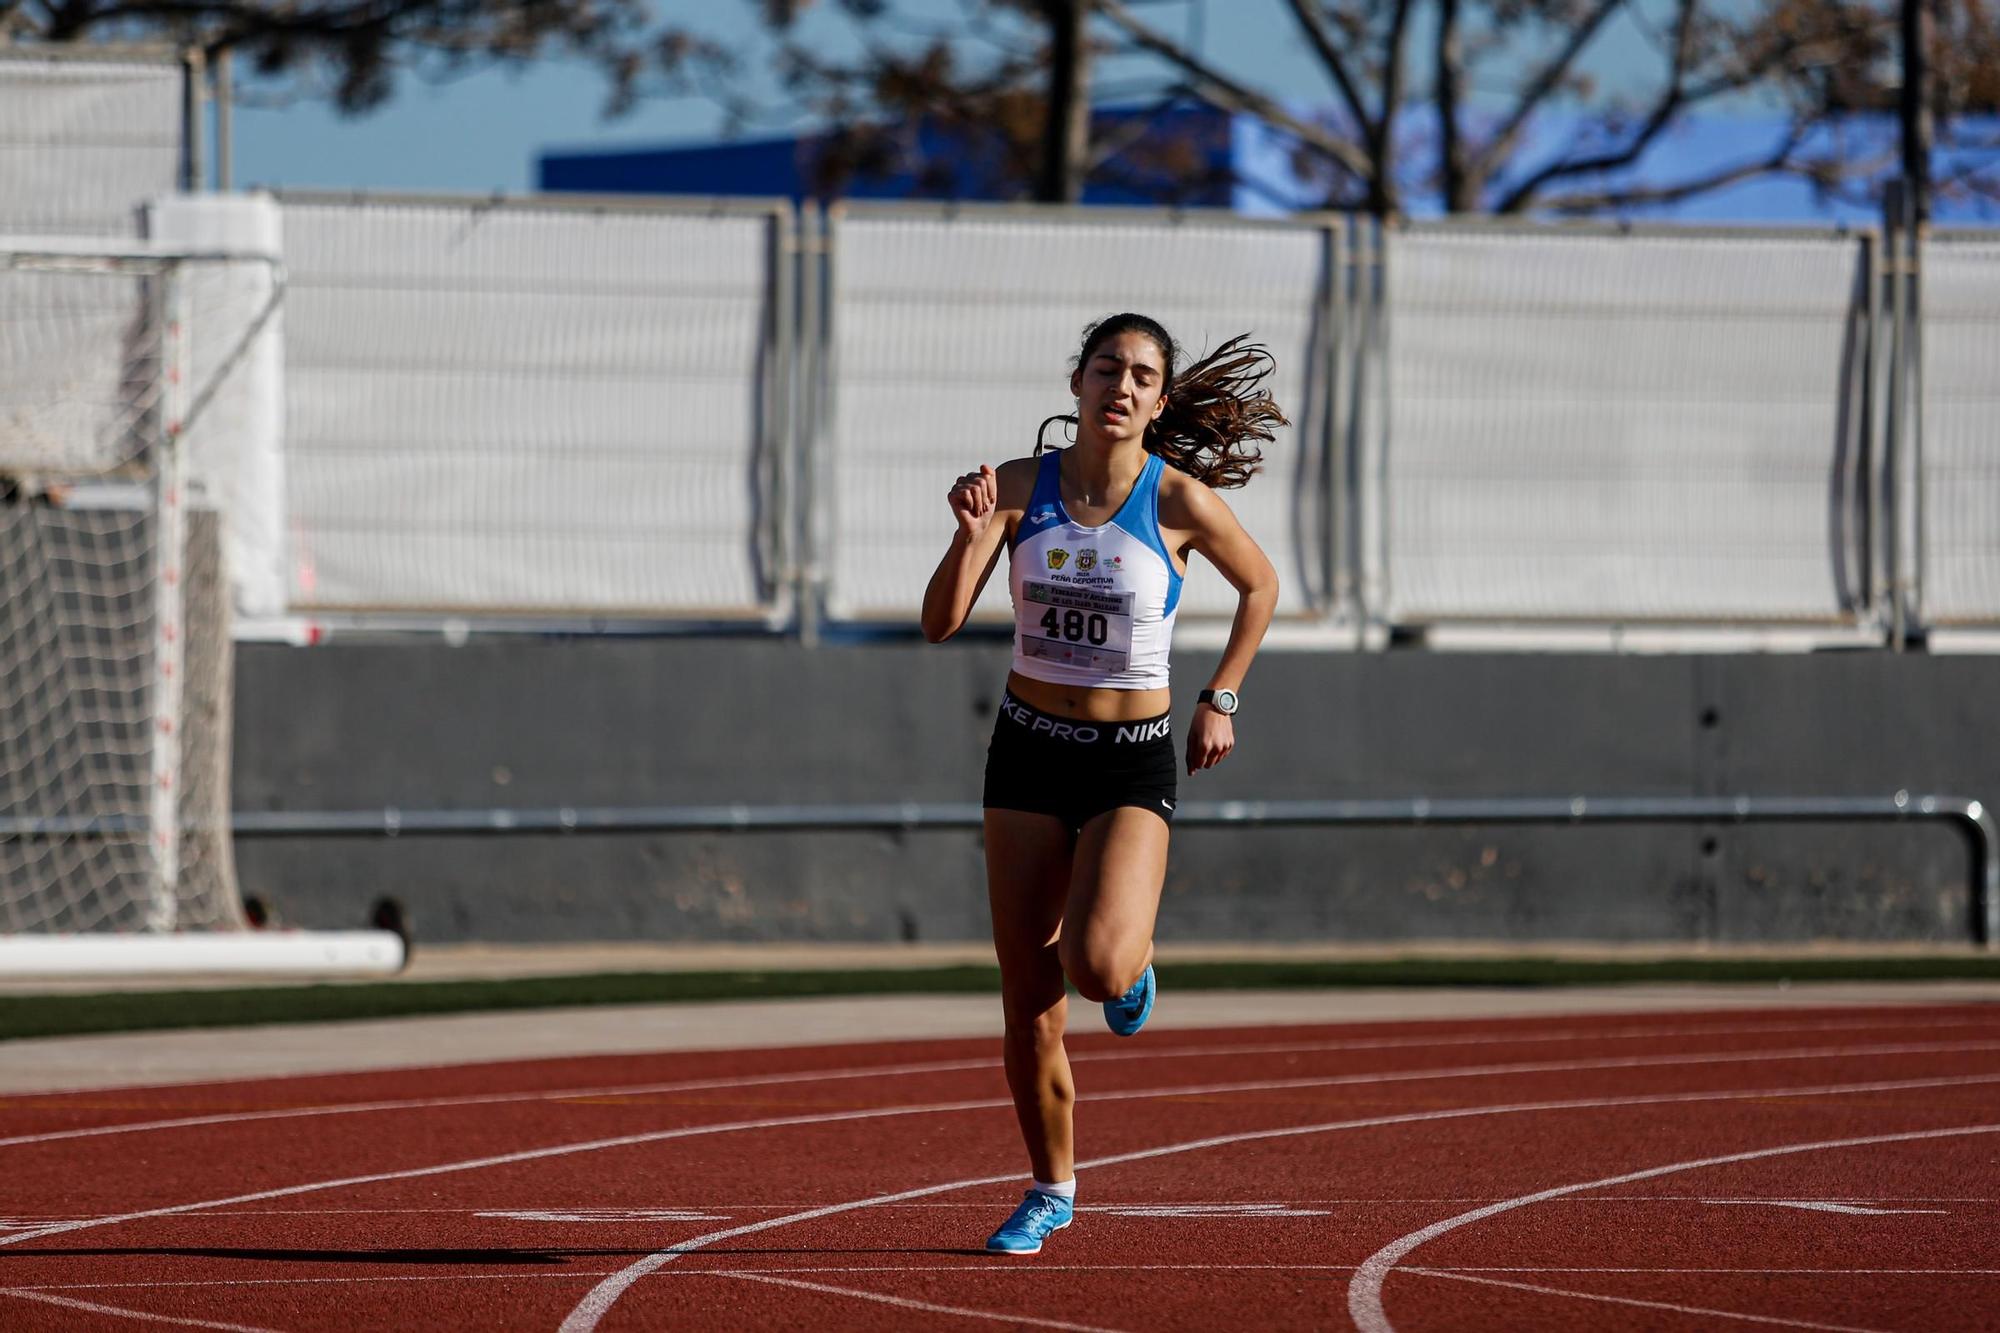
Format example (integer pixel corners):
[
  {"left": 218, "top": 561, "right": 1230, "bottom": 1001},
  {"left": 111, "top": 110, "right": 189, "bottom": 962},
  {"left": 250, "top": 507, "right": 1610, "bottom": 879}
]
[
  {"left": 985, "top": 807, "right": 1078, "bottom": 1182},
  {"left": 1059, "top": 806, "right": 1170, "bottom": 1004}
]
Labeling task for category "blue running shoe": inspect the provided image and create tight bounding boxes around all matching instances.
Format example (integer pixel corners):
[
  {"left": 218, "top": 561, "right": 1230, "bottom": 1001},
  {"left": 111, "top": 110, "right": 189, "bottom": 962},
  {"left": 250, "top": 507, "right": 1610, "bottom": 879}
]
[
  {"left": 1103, "top": 963, "right": 1156, "bottom": 1037},
  {"left": 985, "top": 1189, "right": 1074, "bottom": 1255}
]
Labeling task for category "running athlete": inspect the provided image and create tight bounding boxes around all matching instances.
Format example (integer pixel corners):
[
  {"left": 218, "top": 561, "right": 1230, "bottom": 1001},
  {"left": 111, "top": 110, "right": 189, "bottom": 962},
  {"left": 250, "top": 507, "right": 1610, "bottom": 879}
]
[{"left": 920, "top": 313, "right": 1284, "bottom": 1256}]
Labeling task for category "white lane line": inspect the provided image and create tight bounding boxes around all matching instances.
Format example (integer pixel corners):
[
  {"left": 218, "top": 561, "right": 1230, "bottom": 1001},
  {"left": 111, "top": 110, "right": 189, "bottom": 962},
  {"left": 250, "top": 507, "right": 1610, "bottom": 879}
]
[
  {"left": 1347, "top": 1122, "right": 2000, "bottom": 1333},
  {"left": 8, "top": 1012, "right": 1990, "bottom": 1150},
  {"left": 1705, "top": 1200, "right": 1949, "bottom": 1216},
  {"left": 1090, "top": 1203, "right": 1330, "bottom": 1218},
  {"left": 0, "top": 1059, "right": 999, "bottom": 1151},
  {"left": 0, "top": 1094, "right": 1009, "bottom": 1250},
  {"left": 1412, "top": 1267, "right": 2000, "bottom": 1275},
  {"left": 12, "top": 1045, "right": 2000, "bottom": 1253},
  {"left": 556, "top": 1071, "right": 2000, "bottom": 1332},
  {"left": 716, "top": 1271, "right": 1126, "bottom": 1332},
  {"left": 556, "top": 1172, "right": 1027, "bottom": 1330},
  {"left": 476, "top": 1209, "right": 732, "bottom": 1223},
  {"left": 1401, "top": 1269, "right": 1892, "bottom": 1333},
  {"left": 0, "top": 1287, "right": 285, "bottom": 1332}
]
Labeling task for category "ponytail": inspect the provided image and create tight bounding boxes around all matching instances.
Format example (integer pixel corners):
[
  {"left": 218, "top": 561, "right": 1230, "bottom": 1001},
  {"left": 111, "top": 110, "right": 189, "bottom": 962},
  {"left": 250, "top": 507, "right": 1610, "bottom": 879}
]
[
  {"left": 1147, "top": 334, "right": 1284, "bottom": 489},
  {"left": 1039, "top": 314, "right": 1286, "bottom": 489}
]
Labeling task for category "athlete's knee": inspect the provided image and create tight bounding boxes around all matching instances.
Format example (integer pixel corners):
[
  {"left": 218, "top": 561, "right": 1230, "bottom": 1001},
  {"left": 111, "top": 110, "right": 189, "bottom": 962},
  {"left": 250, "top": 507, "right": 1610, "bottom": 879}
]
[
  {"left": 1059, "top": 938, "right": 1144, "bottom": 1003},
  {"left": 999, "top": 979, "right": 1067, "bottom": 1037}
]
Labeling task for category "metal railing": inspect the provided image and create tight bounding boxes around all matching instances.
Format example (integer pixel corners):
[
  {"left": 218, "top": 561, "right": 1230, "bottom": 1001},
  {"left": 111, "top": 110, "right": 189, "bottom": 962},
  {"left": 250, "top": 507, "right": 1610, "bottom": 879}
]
[{"left": 205, "top": 791, "right": 1998, "bottom": 951}]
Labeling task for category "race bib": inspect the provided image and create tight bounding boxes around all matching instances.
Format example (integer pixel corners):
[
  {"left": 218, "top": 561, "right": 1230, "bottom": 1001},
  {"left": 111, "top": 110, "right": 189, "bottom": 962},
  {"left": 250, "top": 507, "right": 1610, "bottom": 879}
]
[{"left": 1020, "top": 579, "right": 1134, "bottom": 673}]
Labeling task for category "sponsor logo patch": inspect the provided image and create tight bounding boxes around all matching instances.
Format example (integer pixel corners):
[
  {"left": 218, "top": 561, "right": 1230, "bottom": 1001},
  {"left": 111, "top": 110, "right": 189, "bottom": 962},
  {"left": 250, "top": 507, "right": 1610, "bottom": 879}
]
[
  {"left": 1047, "top": 548, "right": 1070, "bottom": 570},
  {"left": 1077, "top": 548, "right": 1097, "bottom": 572}
]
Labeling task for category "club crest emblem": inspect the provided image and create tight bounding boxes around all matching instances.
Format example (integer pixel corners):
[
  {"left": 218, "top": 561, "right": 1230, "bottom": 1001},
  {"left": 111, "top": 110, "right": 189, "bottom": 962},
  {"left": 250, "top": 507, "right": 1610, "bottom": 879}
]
[
  {"left": 1047, "top": 549, "right": 1070, "bottom": 570},
  {"left": 1077, "top": 548, "right": 1097, "bottom": 572}
]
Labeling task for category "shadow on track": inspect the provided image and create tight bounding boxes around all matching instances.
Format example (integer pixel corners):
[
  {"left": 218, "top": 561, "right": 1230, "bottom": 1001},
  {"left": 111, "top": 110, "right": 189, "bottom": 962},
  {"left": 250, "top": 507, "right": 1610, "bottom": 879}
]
[{"left": 4, "top": 1244, "right": 996, "bottom": 1264}]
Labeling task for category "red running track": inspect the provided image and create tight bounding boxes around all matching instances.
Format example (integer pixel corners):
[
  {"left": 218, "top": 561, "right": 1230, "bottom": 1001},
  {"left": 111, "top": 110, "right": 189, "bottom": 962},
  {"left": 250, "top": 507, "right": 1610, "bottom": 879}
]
[{"left": 2, "top": 1003, "right": 1998, "bottom": 1331}]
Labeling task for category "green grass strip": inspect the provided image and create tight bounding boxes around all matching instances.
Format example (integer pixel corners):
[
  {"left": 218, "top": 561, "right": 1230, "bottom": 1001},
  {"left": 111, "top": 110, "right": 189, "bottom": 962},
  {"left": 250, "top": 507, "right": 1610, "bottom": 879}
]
[{"left": 4, "top": 955, "right": 1999, "bottom": 1042}]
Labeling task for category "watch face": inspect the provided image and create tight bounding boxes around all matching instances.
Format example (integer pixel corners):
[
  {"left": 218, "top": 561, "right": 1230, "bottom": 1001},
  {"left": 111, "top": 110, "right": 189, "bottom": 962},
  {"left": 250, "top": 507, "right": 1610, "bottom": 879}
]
[{"left": 1213, "top": 689, "right": 1238, "bottom": 715}]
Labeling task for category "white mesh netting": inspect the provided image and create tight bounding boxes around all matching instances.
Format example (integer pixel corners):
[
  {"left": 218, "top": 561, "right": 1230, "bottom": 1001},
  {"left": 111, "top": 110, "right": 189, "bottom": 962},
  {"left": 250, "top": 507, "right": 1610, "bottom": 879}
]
[{"left": 1, "top": 254, "right": 246, "bottom": 933}]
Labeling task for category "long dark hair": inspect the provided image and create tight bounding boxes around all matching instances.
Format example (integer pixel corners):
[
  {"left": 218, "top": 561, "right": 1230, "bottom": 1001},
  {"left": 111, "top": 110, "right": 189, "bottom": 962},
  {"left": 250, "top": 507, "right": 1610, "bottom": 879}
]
[{"left": 1035, "top": 313, "right": 1286, "bottom": 490}]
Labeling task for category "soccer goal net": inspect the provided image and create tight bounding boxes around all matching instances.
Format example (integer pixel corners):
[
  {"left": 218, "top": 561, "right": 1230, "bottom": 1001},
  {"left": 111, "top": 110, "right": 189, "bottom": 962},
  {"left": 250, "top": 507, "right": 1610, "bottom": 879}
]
[{"left": 0, "top": 243, "right": 399, "bottom": 974}]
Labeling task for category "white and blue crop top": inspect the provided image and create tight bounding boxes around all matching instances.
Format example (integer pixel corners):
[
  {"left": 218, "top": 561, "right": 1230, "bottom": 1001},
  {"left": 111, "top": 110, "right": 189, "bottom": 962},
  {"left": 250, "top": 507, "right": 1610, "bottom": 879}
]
[{"left": 1009, "top": 449, "right": 1183, "bottom": 690}]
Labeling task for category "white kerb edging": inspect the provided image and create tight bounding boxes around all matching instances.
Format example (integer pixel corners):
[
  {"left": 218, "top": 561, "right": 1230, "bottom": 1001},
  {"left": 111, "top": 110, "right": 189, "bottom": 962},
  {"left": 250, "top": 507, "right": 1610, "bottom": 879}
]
[{"left": 0, "top": 930, "right": 406, "bottom": 978}]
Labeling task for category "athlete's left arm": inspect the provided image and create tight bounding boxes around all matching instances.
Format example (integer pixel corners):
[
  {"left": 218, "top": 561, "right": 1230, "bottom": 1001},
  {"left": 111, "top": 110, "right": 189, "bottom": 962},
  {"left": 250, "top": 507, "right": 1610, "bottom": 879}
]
[{"left": 1162, "top": 476, "right": 1280, "bottom": 775}]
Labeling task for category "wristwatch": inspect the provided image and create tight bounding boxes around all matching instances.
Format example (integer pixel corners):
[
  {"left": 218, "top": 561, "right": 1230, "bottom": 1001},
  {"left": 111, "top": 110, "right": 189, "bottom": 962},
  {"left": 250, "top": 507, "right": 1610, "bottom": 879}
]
[{"left": 1197, "top": 688, "right": 1239, "bottom": 716}]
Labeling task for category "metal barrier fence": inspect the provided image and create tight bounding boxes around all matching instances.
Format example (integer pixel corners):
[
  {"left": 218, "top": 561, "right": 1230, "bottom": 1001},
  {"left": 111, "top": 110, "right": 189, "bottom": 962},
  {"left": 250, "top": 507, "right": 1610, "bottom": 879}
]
[
  {"left": 257, "top": 200, "right": 2000, "bottom": 642},
  {"left": 276, "top": 192, "right": 793, "bottom": 621},
  {"left": 0, "top": 46, "right": 187, "bottom": 239},
  {"left": 1370, "top": 223, "right": 1876, "bottom": 632},
  {"left": 1921, "top": 231, "right": 2000, "bottom": 629}
]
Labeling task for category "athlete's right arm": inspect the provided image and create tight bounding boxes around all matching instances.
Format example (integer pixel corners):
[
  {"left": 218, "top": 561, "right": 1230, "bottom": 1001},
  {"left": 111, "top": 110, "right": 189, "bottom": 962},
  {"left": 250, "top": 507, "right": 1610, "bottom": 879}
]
[{"left": 921, "top": 459, "right": 1030, "bottom": 643}]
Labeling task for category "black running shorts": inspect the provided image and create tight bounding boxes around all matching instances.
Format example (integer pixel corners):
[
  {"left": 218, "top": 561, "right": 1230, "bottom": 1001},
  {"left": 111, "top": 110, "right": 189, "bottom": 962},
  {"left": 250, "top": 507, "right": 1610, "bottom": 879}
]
[{"left": 982, "top": 691, "right": 1178, "bottom": 834}]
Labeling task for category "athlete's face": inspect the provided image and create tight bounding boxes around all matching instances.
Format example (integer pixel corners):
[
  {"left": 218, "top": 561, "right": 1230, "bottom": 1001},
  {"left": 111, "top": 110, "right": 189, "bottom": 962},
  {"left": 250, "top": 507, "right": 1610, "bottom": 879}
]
[{"left": 1071, "top": 331, "right": 1168, "bottom": 445}]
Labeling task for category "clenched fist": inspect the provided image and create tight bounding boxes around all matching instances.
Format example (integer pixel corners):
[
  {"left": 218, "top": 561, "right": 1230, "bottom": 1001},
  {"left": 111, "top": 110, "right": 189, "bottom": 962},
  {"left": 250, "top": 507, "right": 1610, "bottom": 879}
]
[{"left": 948, "top": 464, "right": 998, "bottom": 538}]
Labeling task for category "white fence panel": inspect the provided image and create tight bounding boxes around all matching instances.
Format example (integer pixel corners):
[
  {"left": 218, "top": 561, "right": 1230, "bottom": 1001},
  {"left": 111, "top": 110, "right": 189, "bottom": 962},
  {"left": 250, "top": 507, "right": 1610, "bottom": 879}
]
[
  {"left": 1378, "top": 225, "right": 1871, "bottom": 625},
  {"left": 823, "top": 204, "right": 1336, "bottom": 624},
  {"left": 280, "top": 195, "right": 787, "bottom": 617},
  {"left": 0, "top": 49, "right": 182, "bottom": 238},
  {"left": 1921, "top": 232, "right": 2000, "bottom": 627}
]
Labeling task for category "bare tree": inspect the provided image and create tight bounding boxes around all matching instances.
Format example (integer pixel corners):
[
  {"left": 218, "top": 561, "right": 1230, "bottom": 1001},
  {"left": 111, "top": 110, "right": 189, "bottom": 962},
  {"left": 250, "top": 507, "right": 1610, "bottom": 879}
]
[
  {"left": 8, "top": 0, "right": 1994, "bottom": 214},
  {"left": 678, "top": 0, "right": 1998, "bottom": 215}
]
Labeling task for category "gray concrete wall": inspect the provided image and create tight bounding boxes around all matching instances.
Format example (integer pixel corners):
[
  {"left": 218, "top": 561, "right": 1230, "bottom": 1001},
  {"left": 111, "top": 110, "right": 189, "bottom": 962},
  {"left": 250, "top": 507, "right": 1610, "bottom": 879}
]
[{"left": 233, "top": 638, "right": 1997, "bottom": 946}]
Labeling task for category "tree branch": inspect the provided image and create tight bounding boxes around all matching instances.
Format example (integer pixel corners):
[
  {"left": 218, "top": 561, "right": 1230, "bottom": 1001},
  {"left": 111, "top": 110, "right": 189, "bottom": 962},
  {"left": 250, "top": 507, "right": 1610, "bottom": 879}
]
[
  {"left": 1348, "top": 0, "right": 1416, "bottom": 213},
  {"left": 1436, "top": 0, "right": 1466, "bottom": 210},
  {"left": 1474, "top": 0, "right": 1626, "bottom": 182},
  {"left": 1494, "top": 0, "right": 1701, "bottom": 213},
  {"left": 1094, "top": 0, "right": 1375, "bottom": 181},
  {"left": 1280, "top": 0, "right": 1376, "bottom": 147},
  {"left": 1535, "top": 119, "right": 1814, "bottom": 214}
]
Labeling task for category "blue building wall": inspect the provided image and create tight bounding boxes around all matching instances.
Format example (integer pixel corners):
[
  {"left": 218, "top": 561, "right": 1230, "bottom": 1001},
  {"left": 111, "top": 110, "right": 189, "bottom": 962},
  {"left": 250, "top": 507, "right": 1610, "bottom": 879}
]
[{"left": 540, "top": 106, "right": 1238, "bottom": 207}]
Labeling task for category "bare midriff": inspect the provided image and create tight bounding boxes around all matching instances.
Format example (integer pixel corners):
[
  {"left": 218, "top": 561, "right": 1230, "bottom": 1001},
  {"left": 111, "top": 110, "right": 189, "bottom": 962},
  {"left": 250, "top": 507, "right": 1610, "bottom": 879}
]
[{"left": 1004, "top": 670, "right": 1172, "bottom": 723}]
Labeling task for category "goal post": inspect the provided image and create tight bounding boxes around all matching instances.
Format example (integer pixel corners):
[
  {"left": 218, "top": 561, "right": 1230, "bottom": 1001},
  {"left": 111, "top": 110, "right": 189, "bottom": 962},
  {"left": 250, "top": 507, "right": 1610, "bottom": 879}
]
[{"left": 0, "top": 240, "right": 402, "bottom": 976}]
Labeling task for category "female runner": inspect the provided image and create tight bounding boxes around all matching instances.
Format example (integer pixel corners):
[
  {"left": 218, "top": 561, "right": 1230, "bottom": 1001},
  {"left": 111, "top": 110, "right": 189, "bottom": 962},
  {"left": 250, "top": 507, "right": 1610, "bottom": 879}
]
[{"left": 920, "top": 313, "right": 1284, "bottom": 1255}]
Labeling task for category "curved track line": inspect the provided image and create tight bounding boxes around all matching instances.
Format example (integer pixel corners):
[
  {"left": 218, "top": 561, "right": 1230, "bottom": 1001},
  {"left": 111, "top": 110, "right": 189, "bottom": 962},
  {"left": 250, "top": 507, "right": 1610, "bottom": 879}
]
[
  {"left": 10, "top": 1013, "right": 1982, "bottom": 1151},
  {"left": 8, "top": 1040, "right": 1998, "bottom": 1253},
  {"left": 1346, "top": 1123, "right": 2000, "bottom": 1333},
  {"left": 0, "top": 1094, "right": 1005, "bottom": 1250},
  {"left": 720, "top": 1271, "right": 1126, "bottom": 1332},
  {"left": 0, "top": 1287, "right": 283, "bottom": 1332},
  {"left": 556, "top": 1072, "right": 2000, "bottom": 1332},
  {"left": 1401, "top": 1269, "right": 1891, "bottom": 1333}
]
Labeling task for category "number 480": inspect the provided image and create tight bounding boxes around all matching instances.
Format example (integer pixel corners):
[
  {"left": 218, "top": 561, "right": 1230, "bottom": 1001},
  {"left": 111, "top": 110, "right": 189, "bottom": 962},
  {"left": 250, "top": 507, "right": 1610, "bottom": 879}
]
[{"left": 1040, "top": 606, "right": 1109, "bottom": 646}]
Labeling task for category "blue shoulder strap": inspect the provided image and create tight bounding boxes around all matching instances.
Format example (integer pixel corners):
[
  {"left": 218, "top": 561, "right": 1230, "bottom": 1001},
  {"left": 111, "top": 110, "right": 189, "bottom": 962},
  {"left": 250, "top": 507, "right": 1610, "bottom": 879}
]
[
  {"left": 1013, "top": 451, "right": 1066, "bottom": 550},
  {"left": 1110, "top": 454, "right": 1183, "bottom": 616}
]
